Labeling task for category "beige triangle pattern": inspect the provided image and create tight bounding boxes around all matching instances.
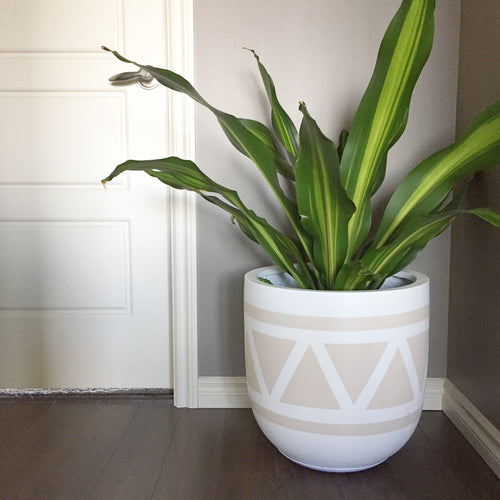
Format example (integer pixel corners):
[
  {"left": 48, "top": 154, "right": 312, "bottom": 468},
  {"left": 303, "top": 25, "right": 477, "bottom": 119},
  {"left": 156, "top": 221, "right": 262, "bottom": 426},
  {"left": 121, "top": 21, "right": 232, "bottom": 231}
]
[
  {"left": 367, "top": 349, "right": 414, "bottom": 409},
  {"left": 244, "top": 330, "right": 260, "bottom": 394},
  {"left": 407, "top": 331, "right": 428, "bottom": 391},
  {"left": 325, "top": 342, "right": 388, "bottom": 404},
  {"left": 253, "top": 331, "right": 296, "bottom": 394},
  {"left": 280, "top": 346, "right": 340, "bottom": 409}
]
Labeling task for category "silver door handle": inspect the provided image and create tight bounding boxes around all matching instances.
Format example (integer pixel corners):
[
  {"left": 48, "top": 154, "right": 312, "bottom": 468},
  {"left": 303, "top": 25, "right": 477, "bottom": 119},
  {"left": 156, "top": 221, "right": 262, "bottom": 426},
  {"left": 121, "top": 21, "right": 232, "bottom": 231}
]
[{"left": 108, "top": 69, "right": 158, "bottom": 90}]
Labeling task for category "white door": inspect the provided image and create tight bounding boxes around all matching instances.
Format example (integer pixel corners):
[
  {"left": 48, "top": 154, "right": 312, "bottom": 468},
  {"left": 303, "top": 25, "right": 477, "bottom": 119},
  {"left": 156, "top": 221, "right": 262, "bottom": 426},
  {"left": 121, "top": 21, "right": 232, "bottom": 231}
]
[{"left": 0, "top": 0, "right": 173, "bottom": 389}]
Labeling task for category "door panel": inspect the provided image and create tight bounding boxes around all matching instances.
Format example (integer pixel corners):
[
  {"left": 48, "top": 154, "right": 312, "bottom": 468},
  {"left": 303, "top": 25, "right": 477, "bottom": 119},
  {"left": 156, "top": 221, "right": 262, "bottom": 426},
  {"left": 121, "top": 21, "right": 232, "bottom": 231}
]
[
  {"left": 0, "top": 93, "right": 125, "bottom": 185},
  {"left": 0, "top": 0, "right": 172, "bottom": 388},
  {"left": 0, "top": 0, "right": 121, "bottom": 52}
]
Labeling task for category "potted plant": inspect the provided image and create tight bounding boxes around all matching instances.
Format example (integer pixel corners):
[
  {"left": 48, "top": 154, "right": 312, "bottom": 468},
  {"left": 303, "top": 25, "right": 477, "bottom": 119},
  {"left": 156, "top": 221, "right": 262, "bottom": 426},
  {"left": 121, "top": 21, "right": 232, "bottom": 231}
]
[{"left": 102, "top": 0, "right": 500, "bottom": 472}]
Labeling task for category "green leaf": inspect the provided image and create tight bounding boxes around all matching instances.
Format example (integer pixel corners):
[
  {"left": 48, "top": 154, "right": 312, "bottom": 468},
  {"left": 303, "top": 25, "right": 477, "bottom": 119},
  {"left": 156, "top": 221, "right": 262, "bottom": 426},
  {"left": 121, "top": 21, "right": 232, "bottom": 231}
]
[
  {"left": 467, "top": 207, "right": 500, "bottom": 227},
  {"left": 295, "top": 103, "right": 355, "bottom": 288},
  {"left": 200, "top": 194, "right": 314, "bottom": 288},
  {"left": 246, "top": 49, "right": 299, "bottom": 158},
  {"left": 102, "top": 157, "right": 220, "bottom": 192},
  {"left": 102, "top": 46, "right": 313, "bottom": 269},
  {"left": 102, "top": 156, "right": 315, "bottom": 289},
  {"left": 103, "top": 47, "right": 282, "bottom": 189},
  {"left": 258, "top": 277, "right": 273, "bottom": 285},
  {"left": 339, "top": 0, "right": 435, "bottom": 260},
  {"left": 333, "top": 261, "right": 381, "bottom": 291},
  {"left": 360, "top": 211, "right": 457, "bottom": 288},
  {"left": 360, "top": 202, "right": 500, "bottom": 288},
  {"left": 374, "top": 101, "right": 500, "bottom": 246}
]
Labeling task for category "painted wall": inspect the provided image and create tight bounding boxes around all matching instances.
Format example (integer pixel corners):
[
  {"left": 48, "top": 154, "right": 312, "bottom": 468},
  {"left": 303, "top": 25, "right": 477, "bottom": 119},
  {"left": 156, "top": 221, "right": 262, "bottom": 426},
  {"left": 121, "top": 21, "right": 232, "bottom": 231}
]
[
  {"left": 193, "top": 0, "right": 460, "bottom": 377},
  {"left": 448, "top": 0, "right": 500, "bottom": 427}
]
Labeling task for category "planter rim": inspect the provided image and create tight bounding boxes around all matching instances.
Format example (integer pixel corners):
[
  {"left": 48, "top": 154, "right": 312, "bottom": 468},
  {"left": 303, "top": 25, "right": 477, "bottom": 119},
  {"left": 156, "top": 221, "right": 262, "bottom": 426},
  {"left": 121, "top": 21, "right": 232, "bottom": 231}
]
[{"left": 245, "top": 266, "right": 429, "bottom": 295}]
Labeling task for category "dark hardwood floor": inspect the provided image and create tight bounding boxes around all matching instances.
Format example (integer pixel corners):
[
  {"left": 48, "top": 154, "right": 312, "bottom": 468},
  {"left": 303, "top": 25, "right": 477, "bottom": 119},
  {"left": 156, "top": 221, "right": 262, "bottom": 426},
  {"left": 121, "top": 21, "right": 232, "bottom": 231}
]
[{"left": 0, "top": 398, "right": 498, "bottom": 499}]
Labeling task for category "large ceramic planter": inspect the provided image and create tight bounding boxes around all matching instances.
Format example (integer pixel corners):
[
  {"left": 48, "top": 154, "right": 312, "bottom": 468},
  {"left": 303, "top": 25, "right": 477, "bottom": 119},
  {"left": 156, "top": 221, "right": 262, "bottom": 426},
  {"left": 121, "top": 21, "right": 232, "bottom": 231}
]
[{"left": 244, "top": 266, "right": 429, "bottom": 472}]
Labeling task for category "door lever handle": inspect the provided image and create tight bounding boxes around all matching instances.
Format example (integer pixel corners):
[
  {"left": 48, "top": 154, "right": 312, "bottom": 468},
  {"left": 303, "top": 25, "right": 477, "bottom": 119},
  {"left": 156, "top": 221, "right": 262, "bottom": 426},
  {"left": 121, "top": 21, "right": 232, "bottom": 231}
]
[{"left": 108, "top": 69, "right": 158, "bottom": 90}]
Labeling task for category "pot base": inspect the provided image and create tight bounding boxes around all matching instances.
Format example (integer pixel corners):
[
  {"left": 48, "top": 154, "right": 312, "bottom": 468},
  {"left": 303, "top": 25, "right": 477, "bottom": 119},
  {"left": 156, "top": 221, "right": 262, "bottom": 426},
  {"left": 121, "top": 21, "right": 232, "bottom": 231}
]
[
  {"left": 279, "top": 450, "right": 386, "bottom": 473},
  {"left": 254, "top": 412, "right": 418, "bottom": 474}
]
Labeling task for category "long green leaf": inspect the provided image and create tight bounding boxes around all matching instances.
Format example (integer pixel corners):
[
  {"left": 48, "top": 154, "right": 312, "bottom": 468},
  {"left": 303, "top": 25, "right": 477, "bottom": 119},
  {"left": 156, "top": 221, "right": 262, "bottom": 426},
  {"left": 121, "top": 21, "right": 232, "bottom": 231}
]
[
  {"left": 468, "top": 207, "right": 500, "bottom": 227},
  {"left": 339, "top": 0, "right": 435, "bottom": 260},
  {"left": 103, "top": 47, "right": 281, "bottom": 185},
  {"left": 102, "top": 157, "right": 315, "bottom": 289},
  {"left": 295, "top": 103, "right": 355, "bottom": 288},
  {"left": 237, "top": 118, "right": 294, "bottom": 179},
  {"left": 361, "top": 212, "right": 456, "bottom": 289},
  {"left": 199, "top": 194, "right": 314, "bottom": 288},
  {"left": 102, "top": 46, "right": 312, "bottom": 266},
  {"left": 337, "top": 188, "right": 465, "bottom": 290},
  {"left": 374, "top": 101, "right": 500, "bottom": 246},
  {"left": 246, "top": 49, "right": 299, "bottom": 159},
  {"left": 359, "top": 206, "right": 500, "bottom": 290}
]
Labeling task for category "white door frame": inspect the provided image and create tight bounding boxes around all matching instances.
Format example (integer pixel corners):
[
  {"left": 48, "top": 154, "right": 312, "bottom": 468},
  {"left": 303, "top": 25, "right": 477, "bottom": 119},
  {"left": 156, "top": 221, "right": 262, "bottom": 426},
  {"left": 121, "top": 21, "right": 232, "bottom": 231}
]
[{"left": 166, "top": 0, "right": 198, "bottom": 408}]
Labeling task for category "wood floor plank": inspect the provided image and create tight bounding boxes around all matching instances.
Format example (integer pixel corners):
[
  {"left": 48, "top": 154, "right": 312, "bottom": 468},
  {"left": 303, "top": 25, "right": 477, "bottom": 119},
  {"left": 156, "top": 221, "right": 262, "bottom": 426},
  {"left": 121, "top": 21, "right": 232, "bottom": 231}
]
[
  {"left": 151, "top": 408, "right": 227, "bottom": 500},
  {"left": 419, "top": 411, "right": 500, "bottom": 498},
  {"left": 0, "top": 400, "right": 51, "bottom": 449},
  {"left": 212, "top": 409, "right": 263, "bottom": 500},
  {"left": 376, "top": 425, "right": 471, "bottom": 499},
  {"left": 31, "top": 399, "right": 140, "bottom": 500},
  {"left": 0, "top": 399, "right": 98, "bottom": 500},
  {"left": 89, "top": 399, "right": 181, "bottom": 500},
  {"left": 213, "top": 409, "right": 346, "bottom": 499}
]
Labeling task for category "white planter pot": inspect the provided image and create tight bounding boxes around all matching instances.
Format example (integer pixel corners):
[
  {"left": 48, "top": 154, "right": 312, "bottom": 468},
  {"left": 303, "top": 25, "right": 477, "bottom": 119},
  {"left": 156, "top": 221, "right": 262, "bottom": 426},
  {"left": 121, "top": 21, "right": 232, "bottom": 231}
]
[{"left": 244, "top": 266, "right": 429, "bottom": 472}]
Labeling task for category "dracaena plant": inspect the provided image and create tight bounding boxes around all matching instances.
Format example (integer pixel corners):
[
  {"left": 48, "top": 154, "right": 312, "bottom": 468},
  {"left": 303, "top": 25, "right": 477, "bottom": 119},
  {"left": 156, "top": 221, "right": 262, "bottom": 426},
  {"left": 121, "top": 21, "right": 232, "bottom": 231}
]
[{"left": 102, "top": 0, "right": 500, "bottom": 291}]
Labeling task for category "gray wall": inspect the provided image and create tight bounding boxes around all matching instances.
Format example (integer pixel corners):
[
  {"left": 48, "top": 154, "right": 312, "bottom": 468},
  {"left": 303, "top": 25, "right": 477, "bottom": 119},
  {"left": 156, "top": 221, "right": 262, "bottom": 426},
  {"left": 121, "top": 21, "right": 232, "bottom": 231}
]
[
  {"left": 448, "top": 1, "right": 500, "bottom": 427},
  {"left": 194, "top": 0, "right": 460, "bottom": 377}
]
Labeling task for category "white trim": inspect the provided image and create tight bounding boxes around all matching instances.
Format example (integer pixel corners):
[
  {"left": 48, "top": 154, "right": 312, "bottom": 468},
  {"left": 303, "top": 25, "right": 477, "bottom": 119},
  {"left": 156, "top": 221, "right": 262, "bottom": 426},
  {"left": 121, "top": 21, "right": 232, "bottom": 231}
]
[
  {"left": 166, "top": 0, "right": 198, "bottom": 408},
  {"left": 443, "top": 380, "right": 500, "bottom": 478},
  {"left": 423, "top": 377, "right": 445, "bottom": 410},
  {"left": 198, "top": 376, "right": 445, "bottom": 411},
  {"left": 198, "top": 377, "right": 250, "bottom": 408}
]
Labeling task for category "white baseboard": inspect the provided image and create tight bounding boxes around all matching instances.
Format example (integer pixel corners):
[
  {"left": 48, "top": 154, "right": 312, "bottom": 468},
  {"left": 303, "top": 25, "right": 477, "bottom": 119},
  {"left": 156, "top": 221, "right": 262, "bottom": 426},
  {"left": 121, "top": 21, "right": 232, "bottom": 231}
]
[
  {"left": 423, "top": 377, "right": 445, "bottom": 410},
  {"left": 442, "top": 379, "right": 500, "bottom": 479},
  {"left": 198, "top": 377, "right": 250, "bottom": 408},
  {"left": 198, "top": 376, "right": 445, "bottom": 410}
]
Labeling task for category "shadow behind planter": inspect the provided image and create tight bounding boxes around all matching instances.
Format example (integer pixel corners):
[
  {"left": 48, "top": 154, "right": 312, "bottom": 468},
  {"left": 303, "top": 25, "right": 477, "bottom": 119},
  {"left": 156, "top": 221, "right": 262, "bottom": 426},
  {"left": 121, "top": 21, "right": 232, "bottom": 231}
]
[{"left": 244, "top": 266, "right": 429, "bottom": 472}]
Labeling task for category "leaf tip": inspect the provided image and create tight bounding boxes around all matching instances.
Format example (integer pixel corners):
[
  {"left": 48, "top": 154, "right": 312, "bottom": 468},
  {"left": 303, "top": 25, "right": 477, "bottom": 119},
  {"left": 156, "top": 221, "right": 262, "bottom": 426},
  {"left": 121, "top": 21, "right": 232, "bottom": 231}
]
[{"left": 242, "top": 47, "right": 258, "bottom": 60}]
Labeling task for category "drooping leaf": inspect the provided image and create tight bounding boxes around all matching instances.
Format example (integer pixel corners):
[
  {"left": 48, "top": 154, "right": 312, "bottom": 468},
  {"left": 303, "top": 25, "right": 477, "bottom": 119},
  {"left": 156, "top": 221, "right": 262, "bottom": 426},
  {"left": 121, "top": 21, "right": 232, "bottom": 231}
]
[
  {"left": 102, "top": 46, "right": 309, "bottom": 255},
  {"left": 295, "top": 103, "right": 355, "bottom": 288},
  {"left": 374, "top": 101, "right": 500, "bottom": 246},
  {"left": 102, "top": 157, "right": 315, "bottom": 289},
  {"left": 103, "top": 47, "right": 280, "bottom": 185},
  {"left": 246, "top": 49, "right": 299, "bottom": 159},
  {"left": 467, "top": 207, "right": 500, "bottom": 227},
  {"left": 361, "top": 204, "right": 500, "bottom": 289},
  {"left": 339, "top": 0, "right": 435, "bottom": 261},
  {"left": 102, "top": 157, "right": 221, "bottom": 191},
  {"left": 361, "top": 212, "right": 456, "bottom": 289},
  {"left": 200, "top": 194, "right": 315, "bottom": 288}
]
